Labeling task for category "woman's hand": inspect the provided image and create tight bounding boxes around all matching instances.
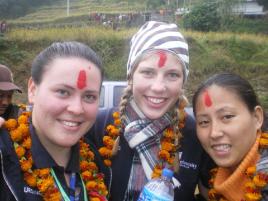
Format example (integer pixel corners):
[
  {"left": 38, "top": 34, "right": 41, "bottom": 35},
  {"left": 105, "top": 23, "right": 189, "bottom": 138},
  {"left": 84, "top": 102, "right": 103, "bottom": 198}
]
[{"left": 0, "top": 117, "right": 5, "bottom": 127}]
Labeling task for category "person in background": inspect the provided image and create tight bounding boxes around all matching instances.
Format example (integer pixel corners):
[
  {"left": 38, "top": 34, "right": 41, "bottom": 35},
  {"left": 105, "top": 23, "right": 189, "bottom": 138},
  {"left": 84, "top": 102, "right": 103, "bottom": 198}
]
[
  {"left": 88, "top": 21, "right": 213, "bottom": 201},
  {"left": 0, "top": 21, "right": 8, "bottom": 33},
  {"left": 0, "top": 64, "right": 22, "bottom": 120},
  {"left": 192, "top": 72, "right": 268, "bottom": 201},
  {"left": 0, "top": 41, "right": 111, "bottom": 201}
]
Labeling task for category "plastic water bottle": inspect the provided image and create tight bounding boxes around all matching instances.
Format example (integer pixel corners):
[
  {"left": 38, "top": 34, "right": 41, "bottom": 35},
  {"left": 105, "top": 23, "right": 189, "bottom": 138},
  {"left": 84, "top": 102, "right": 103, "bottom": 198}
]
[{"left": 138, "top": 168, "right": 174, "bottom": 201}]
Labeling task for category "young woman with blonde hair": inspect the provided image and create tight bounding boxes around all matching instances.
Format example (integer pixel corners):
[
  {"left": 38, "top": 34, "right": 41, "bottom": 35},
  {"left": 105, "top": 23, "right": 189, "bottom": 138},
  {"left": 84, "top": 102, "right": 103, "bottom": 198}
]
[{"left": 88, "top": 21, "right": 213, "bottom": 201}]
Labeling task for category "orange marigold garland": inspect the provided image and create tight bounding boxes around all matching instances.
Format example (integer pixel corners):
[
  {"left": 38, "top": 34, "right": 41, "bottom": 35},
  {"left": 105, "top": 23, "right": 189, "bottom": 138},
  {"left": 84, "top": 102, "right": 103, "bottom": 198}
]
[
  {"left": 98, "top": 108, "right": 186, "bottom": 179},
  {"left": 208, "top": 132, "right": 268, "bottom": 201},
  {"left": 98, "top": 111, "right": 121, "bottom": 167},
  {"left": 4, "top": 110, "right": 108, "bottom": 201}
]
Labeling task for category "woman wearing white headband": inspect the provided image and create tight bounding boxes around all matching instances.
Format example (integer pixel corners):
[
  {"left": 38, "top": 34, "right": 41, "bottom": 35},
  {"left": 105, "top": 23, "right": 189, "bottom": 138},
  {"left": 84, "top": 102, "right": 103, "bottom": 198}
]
[{"left": 88, "top": 21, "right": 213, "bottom": 201}]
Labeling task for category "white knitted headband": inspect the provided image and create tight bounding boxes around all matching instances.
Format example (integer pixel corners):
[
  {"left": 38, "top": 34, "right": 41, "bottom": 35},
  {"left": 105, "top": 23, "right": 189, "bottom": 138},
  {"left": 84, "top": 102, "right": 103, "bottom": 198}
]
[{"left": 126, "top": 21, "right": 189, "bottom": 81}]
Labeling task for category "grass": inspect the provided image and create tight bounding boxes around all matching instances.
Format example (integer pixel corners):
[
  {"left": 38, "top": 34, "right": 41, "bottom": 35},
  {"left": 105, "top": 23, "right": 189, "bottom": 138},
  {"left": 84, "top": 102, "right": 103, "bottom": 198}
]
[
  {"left": 7, "top": 26, "right": 135, "bottom": 41},
  {"left": 1, "top": 26, "right": 268, "bottom": 111},
  {"left": 185, "top": 30, "right": 268, "bottom": 45},
  {"left": 7, "top": 27, "right": 268, "bottom": 46}
]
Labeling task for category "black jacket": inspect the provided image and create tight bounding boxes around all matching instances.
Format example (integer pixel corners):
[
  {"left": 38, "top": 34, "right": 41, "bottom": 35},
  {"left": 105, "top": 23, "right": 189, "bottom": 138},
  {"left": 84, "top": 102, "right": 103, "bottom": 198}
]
[
  {"left": 87, "top": 108, "right": 214, "bottom": 201},
  {"left": 0, "top": 126, "right": 111, "bottom": 201}
]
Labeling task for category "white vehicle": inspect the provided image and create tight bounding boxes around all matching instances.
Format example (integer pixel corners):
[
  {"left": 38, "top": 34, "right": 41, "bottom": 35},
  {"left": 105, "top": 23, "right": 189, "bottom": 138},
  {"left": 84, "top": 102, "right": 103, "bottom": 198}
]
[{"left": 99, "top": 81, "right": 127, "bottom": 109}]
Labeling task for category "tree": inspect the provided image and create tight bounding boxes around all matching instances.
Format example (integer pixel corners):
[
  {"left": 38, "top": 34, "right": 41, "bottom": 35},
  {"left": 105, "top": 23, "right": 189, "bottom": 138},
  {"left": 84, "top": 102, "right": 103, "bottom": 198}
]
[
  {"left": 183, "top": 1, "right": 221, "bottom": 31},
  {"left": 216, "top": 0, "right": 241, "bottom": 30},
  {"left": 257, "top": 0, "right": 268, "bottom": 10},
  {"left": 146, "top": 0, "right": 166, "bottom": 9},
  {"left": 182, "top": 0, "right": 242, "bottom": 32}
]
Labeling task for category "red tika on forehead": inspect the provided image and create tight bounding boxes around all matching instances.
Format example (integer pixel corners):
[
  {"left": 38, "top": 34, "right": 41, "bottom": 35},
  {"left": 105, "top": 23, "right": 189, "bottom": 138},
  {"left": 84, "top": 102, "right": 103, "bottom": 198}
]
[
  {"left": 77, "top": 70, "right": 87, "bottom": 89},
  {"left": 203, "top": 90, "right": 212, "bottom": 107},
  {"left": 157, "top": 51, "right": 167, "bottom": 68}
]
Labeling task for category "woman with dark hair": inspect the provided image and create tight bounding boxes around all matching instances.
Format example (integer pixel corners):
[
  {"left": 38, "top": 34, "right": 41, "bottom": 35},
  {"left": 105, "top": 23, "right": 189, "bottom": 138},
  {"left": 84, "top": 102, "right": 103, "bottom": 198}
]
[
  {"left": 193, "top": 72, "right": 268, "bottom": 201},
  {"left": 0, "top": 41, "right": 110, "bottom": 201}
]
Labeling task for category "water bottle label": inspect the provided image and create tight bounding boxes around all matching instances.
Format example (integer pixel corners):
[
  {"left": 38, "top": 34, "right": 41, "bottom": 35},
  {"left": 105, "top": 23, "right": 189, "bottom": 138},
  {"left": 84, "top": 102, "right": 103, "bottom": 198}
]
[{"left": 138, "top": 187, "right": 173, "bottom": 201}]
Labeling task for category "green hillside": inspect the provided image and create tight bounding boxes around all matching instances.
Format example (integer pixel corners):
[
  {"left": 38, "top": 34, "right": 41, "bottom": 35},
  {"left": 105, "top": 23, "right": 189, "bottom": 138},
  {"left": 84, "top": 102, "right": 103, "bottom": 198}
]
[
  {"left": 1, "top": 27, "right": 268, "bottom": 110},
  {"left": 8, "top": 0, "right": 145, "bottom": 27},
  {"left": 1, "top": 0, "right": 267, "bottom": 111}
]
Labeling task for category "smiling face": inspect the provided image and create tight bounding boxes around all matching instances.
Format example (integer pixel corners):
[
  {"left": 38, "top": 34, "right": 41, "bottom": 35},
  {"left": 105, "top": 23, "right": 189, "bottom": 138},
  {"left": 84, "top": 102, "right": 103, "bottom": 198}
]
[
  {"left": 28, "top": 57, "right": 101, "bottom": 149},
  {"left": 131, "top": 51, "right": 184, "bottom": 120},
  {"left": 195, "top": 85, "right": 263, "bottom": 170}
]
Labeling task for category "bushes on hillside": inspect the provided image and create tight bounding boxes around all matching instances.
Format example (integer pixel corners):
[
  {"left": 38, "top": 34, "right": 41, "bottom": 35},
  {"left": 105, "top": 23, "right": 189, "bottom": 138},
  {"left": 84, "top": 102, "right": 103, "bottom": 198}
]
[
  {"left": 182, "top": 0, "right": 268, "bottom": 34},
  {"left": 183, "top": 1, "right": 221, "bottom": 32}
]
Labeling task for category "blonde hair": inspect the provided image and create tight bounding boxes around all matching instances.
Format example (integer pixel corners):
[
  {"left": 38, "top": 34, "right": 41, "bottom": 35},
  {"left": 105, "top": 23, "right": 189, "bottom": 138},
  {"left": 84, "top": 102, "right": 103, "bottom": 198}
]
[
  {"left": 118, "top": 83, "right": 132, "bottom": 130},
  {"left": 172, "top": 95, "right": 189, "bottom": 148}
]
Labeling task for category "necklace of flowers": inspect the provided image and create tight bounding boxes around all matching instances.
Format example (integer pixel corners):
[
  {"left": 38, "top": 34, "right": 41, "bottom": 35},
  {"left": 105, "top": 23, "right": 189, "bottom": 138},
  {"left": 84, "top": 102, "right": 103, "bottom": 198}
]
[
  {"left": 208, "top": 131, "right": 268, "bottom": 201},
  {"left": 98, "top": 105, "right": 187, "bottom": 179},
  {"left": 4, "top": 110, "right": 108, "bottom": 201}
]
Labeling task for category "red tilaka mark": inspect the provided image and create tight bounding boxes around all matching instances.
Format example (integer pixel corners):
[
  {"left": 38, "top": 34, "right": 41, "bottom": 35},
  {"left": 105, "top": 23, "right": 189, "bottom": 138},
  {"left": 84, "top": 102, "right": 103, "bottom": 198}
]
[
  {"left": 204, "top": 90, "right": 212, "bottom": 107},
  {"left": 157, "top": 51, "right": 167, "bottom": 68},
  {"left": 77, "top": 70, "right": 87, "bottom": 89}
]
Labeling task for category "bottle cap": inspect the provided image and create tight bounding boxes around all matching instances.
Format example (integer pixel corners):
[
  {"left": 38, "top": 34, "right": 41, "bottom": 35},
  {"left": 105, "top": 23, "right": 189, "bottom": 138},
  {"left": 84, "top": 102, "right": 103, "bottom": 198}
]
[{"left": 162, "top": 168, "right": 173, "bottom": 179}]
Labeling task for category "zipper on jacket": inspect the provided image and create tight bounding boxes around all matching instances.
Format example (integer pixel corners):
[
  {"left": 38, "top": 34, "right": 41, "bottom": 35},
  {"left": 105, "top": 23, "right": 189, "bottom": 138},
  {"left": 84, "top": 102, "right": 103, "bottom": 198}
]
[
  {"left": 108, "top": 166, "right": 112, "bottom": 195},
  {"left": 0, "top": 150, "right": 19, "bottom": 201}
]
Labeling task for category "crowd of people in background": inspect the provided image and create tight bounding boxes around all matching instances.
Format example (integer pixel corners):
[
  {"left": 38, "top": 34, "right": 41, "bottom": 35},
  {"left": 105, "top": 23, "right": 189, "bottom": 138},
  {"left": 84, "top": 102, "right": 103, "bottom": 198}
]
[
  {"left": 88, "top": 12, "right": 144, "bottom": 30},
  {"left": 88, "top": 10, "right": 171, "bottom": 30}
]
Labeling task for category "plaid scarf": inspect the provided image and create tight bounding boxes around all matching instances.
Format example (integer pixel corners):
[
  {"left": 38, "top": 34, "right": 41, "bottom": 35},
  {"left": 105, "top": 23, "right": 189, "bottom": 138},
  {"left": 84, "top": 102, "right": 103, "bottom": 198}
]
[{"left": 123, "top": 99, "right": 172, "bottom": 200}]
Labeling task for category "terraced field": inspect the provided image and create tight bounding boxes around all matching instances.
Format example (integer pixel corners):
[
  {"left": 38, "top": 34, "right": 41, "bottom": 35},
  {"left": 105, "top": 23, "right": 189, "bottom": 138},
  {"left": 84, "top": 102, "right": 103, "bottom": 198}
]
[{"left": 9, "top": 0, "right": 145, "bottom": 26}]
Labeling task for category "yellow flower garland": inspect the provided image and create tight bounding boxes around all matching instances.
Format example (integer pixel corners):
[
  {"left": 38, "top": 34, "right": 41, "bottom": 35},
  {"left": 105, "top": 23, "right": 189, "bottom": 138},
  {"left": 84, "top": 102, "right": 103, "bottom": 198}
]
[
  {"left": 98, "top": 108, "right": 186, "bottom": 178},
  {"left": 208, "top": 131, "right": 268, "bottom": 201},
  {"left": 4, "top": 111, "right": 108, "bottom": 201}
]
